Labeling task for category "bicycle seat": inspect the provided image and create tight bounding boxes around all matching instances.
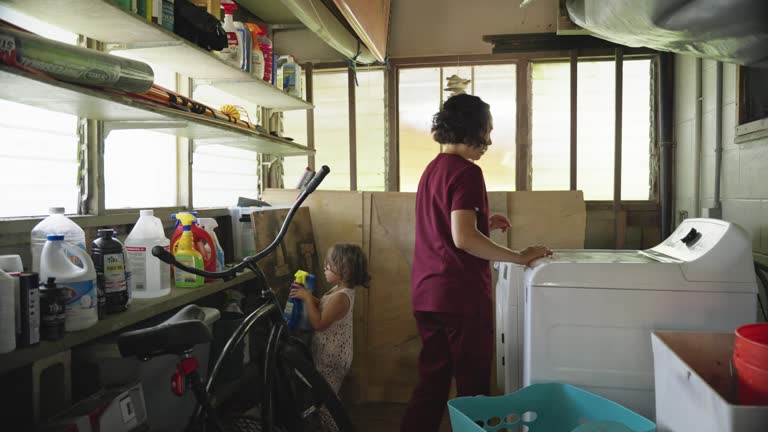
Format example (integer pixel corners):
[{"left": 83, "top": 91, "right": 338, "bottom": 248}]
[{"left": 118, "top": 305, "right": 212, "bottom": 359}]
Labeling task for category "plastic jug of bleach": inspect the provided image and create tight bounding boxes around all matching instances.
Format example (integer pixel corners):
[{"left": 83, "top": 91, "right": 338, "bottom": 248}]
[
  {"left": 40, "top": 235, "right": 98, "bottom": 332},
  {"left": 31, "top": 207, "right": 86, "bottom": 272},
  {"left": 126, "top": 210, "right": 171, "bottom": 299}
]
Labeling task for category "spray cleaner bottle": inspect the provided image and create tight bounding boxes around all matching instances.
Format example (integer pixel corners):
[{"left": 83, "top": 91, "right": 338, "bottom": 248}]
[
  {"left": 284, "top": 270, "right": 309, "bottom": 330},
  {"left": 173, "top": 214, "right": 204, "bottom": 288},
  {"left": 219, "top": 1, "right": 242, "bottom": 69}
]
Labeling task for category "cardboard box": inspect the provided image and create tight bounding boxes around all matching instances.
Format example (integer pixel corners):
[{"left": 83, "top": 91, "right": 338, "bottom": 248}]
[{"left": 652, "top": 332, "right": 768, "bottom": 432}]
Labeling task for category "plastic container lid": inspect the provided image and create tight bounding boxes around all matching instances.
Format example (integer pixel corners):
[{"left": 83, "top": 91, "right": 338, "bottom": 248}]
[
  {"left": 47, "top": 235, "right": 64, "bottom": 241},
  {"left": 140, "top": 210, "right": 153, "bottom": 217},
  {"left": 98, "top": 228, "right": 116, "bottom": 238},
  {"left": 49, "top": 207, "right": 65, "bottom": 214}
]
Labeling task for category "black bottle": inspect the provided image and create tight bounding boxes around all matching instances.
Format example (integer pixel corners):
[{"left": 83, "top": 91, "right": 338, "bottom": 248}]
[{"left": 92, "top": 229, "right": 129, "bottom": 314}]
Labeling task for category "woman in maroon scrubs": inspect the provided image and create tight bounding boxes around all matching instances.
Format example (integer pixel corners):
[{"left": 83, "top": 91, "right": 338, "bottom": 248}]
[{"left": 401, "top": 94, "right": 551, "bottom": 432}]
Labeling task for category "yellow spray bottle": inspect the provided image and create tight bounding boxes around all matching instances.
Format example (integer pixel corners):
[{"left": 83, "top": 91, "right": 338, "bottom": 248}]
[{"left": 174, "top": 213, "right": 204, "bottom": 288}]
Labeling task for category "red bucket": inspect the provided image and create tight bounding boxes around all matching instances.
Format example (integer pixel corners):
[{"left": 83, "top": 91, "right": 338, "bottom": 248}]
[{"left": 734, "top": 323, "right": 768, "bottom": 405}]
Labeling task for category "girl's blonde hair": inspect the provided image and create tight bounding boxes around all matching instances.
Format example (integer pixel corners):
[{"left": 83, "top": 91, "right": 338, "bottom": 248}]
[{"left": 325, "top": 243, "right": 371, "bottom": 288}]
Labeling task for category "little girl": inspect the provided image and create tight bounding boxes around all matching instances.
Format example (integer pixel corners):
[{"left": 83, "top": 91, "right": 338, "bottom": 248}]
[{"left": 289, "top": 243, "right": 370, "bottom": 431}]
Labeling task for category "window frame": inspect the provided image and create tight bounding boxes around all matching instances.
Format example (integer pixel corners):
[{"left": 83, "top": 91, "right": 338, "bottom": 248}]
[
  {"left": 736, "top": 65, "right": 768, "bottom": 143},
  {"left": 291, "top": 63, "right": 388, "bottom": 191},
  {"left": 389, "top": 50, "right": 660, "bottom": 207}
]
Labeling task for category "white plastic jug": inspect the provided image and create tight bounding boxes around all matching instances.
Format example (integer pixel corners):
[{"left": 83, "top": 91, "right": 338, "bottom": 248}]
[
  {"left": 125, "top": 210, "right": 171, "bottom": 299},
  {"left": 31, "top": 207, "right": 86, "bottom": 272},
  {"left": 40, "top": 235, "right": 98, "bottom": 332}
]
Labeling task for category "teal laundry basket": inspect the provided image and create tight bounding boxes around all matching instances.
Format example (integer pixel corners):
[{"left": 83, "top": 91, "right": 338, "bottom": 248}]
[{"left": 448, "top": 383, "right": 656, "bottom": 432}]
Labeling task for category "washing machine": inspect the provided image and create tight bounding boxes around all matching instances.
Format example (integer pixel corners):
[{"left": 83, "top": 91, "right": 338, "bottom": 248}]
[{"left": 495, "top": 218, "right": 758, "bottom": 418}]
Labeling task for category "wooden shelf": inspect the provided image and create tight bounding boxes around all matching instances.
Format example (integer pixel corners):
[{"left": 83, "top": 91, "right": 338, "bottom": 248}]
[
  {"left": 0, "top": 272, "right": 257, "bottom": 375},
  {"left": 0, "top": 66, "right": 313, "bottom": 156},
  {"left": 2, "top": 0, "right": 313, "bottom": 111}
]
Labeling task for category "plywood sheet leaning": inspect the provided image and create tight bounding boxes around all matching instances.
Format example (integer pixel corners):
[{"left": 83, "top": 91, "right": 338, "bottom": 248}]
[
  {"left": 507, "top": 191, "right": 586, "bottom": 250},
  {"left": 261, "top": 189, "right": 364, "bottom": 281},
  {"left": 366, "top": 192, "right": 419, "bottom": 402},
  {"left": 250, "top": 207, "right": 319, "bottom": 297}
]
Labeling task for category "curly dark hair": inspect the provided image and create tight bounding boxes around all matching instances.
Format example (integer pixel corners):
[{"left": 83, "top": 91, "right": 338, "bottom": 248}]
[
  {"left": 325, "top": 243, "right": 371, "bottom": 289},
  {"left": 431, "top": 93, "right": 491, "bottom": 148}
]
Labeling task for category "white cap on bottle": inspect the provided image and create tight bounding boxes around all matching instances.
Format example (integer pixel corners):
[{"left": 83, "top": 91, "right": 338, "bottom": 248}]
[
  {"left": 49, "top": 207, "right": 65, "bottom": 214},
  {"left": 140, "top": 210, "right": 154, "bottom": 217}
]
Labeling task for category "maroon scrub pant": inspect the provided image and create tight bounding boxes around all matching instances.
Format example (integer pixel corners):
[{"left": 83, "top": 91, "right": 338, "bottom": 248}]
[{"left": 400, "top": 311, "right": 493, "bottom": 432}]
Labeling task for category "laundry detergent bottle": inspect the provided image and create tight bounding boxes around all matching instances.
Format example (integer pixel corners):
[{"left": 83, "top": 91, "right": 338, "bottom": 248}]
[
  {"left": 40, "top": 235, "right": 98, "bottom": 332},
  {"left": 173, "top": 213, "right": 204, "bottom": 288}
]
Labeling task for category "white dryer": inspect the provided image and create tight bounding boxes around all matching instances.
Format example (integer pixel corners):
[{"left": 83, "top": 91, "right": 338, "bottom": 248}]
[{"left": 495, "top": 218, "right": 758, "bottom": 418}]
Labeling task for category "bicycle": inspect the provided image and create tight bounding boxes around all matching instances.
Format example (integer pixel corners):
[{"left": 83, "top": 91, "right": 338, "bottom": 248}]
[{"left": 117, "top": 166, "right": 355, "bottom": 432}]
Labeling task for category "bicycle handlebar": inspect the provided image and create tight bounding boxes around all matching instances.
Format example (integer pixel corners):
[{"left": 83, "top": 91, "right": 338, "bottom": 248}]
[{"left": 152, "top": 165, "right": 330, "bottom": 281}]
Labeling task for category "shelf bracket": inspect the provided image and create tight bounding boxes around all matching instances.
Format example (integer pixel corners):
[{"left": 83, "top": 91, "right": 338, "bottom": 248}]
[{"left": 103, "top": 120, "right": 188, "bottom": 137}]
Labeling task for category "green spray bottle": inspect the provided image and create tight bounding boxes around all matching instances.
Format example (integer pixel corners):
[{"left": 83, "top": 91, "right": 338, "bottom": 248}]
[{"left": 173, "top": 213, "right": 204, "bottom": 288}]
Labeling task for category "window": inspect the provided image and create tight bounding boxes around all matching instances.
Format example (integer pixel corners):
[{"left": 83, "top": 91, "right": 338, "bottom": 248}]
[
  {"left": 739, "top": 66, "right": 768, "bottom": 125},
  {"left": 313, "top": 70, "right": 351, "bottom": 190},
  {"left": 0, "top": 6, "right": 79, "bottom": 217},
  {"left": 283, "top": 72, "right": 310, "bottom": 188},
  {"left": 531, "top": 58, "right": 652, "bottom": 200},
  {"left": 191, "top": 85, "right": 261, "bottom": 207},
  {"left": 355, "top": 69, "right": 386, "bottom": 191},
  {"left": 104, "top": 66, "right": 178, "bottom": 209},
  {"left": 398, "top": 67, "right": 441, "bottom": 192},
  {"left": 398, "top": 64, "right": 517, "bottom": 192}
]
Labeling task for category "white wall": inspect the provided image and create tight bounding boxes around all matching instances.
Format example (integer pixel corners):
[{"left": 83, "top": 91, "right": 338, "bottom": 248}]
[
  {"left": 274, "top": 0, "right": 558, "bottom": 62},
  {"left": 674, "top": 54, "right": 768, "bottom": 254},
  {"left": 389, "top": 0, "right": 556, "bottom": 58}
]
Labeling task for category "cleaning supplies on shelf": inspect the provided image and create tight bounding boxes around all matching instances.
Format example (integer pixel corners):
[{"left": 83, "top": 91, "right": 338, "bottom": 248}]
[
  {"left": 172, "top": 214, "right": 205, "bottom": 288},
  {"left": 30, "top": 207, "right": 86, "bottom": 273},
  {"left": 235, "top": 20, "right": 252, "bottom": 72},
  {"left": 92, "top": 229, "right": 130, "bottom": 315},
  {"left": 125, "top": 210, "right": 171, "bottom": 299},
  {"left": 137, "top": 0, "right": 153, "bottom": 21},
  {"left": 246, "top": 23, "right": 266, "bottom": 80},
  {"left": 170, "top": 213, "right": 217, "bottom": 280},
  {"left": 280, "top": 55, "right": 302, "bottom": 97},
  {"left": 0, "top": 26, "right": 155, "bottom": 94},
  {"left": 161, "top": 0, "right": 175, "bottom": 31},
  {"left": 218, "top": 1, "right": 242, "bottom": 69},
  {"left": 40, "top": 235, "right": 98, "bottom": 332},
  {"left": 197, "top": 218, "right": 226, "bottom": 273},
  {"left": 152, "top": 0, "right": 162, "bottom": 24},
  {"left": 255, "top": 24, "right": 273, "bottom": 83}
]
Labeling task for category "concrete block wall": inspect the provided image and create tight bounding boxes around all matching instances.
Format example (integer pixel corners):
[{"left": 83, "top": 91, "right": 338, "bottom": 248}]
[{"left": 673, "top": 55, "right": 768, "bottom": 255}]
